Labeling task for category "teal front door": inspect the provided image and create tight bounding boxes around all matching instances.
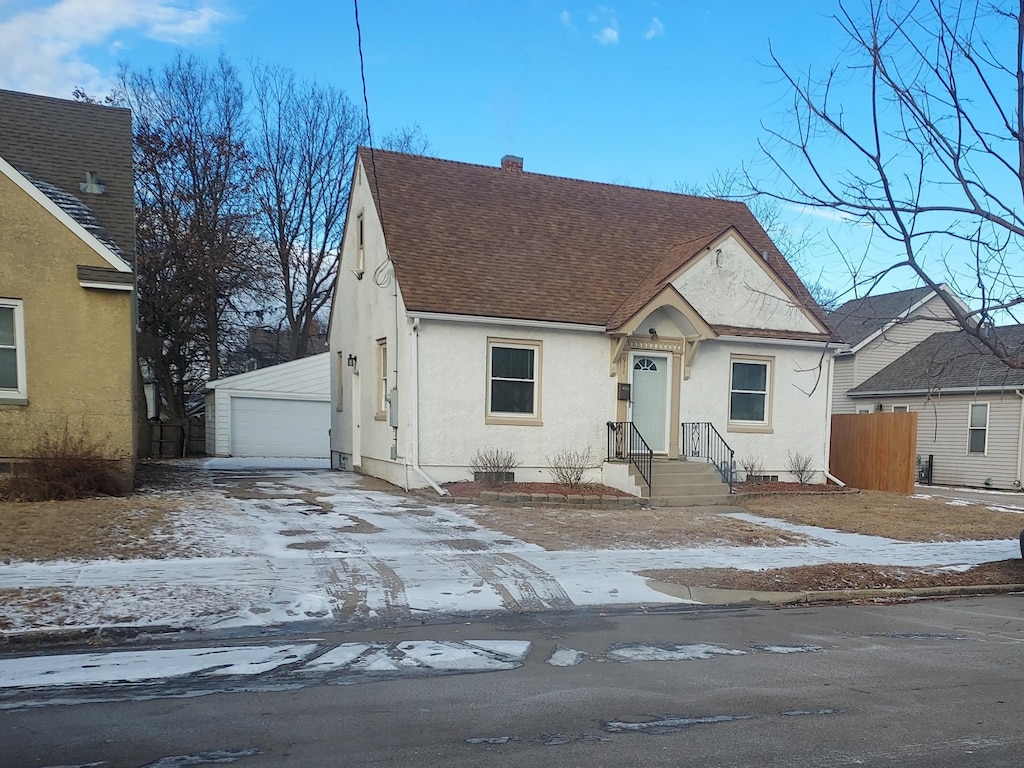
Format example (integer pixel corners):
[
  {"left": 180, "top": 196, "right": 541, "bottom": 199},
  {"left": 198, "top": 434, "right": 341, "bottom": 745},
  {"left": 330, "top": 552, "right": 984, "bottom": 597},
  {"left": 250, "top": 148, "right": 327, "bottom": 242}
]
[{"left": 630, "top": 353, "right": 669, "bottom": 453}]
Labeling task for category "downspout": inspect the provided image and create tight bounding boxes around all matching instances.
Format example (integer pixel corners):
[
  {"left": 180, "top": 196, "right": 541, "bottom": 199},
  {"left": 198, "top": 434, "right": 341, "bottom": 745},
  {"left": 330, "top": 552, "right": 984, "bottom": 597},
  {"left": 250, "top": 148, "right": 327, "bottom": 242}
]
[
  {"left": 1016, "top": 390, "right": 1024, "bottom": 488},
  {"left": 822, "top": 349, "right": 846, "bottom": 487},
  {"left": 411, "top": 318, "right": 448, "bottom": 496}
]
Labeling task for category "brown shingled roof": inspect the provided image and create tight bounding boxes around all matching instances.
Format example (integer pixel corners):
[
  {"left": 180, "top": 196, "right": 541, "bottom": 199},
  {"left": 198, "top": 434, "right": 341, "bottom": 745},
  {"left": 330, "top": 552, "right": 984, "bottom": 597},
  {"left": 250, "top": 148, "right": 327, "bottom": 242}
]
[
  {"left": 358, "top": 148, "right": 836, "bottom": 337},
  {"left": 0, "top": 89, "right": 135, "bottom": 262}
]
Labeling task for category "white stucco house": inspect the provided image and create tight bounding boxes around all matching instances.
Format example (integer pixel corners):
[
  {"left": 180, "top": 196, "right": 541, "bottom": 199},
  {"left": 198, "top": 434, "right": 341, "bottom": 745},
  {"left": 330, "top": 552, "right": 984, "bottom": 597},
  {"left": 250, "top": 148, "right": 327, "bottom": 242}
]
[
  {"left": 328, "top": 150, "right": 841, "bottom": 497},
  {"left": 206, "top": 353, "right": 330, "bottom": 458}
]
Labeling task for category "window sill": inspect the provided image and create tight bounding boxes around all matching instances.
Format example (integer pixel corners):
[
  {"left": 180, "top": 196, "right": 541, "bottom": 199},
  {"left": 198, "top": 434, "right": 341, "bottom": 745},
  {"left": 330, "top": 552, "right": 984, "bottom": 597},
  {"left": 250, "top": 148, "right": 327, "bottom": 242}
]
[
  {"left": 485, "top": 415, "right": 543, "bottom": 427},
  {"left": 727, "top": 422, "right": 773, "bottom": 434},
  {"left": 0, "top": 396, "right": 28, "bottom": 406}
]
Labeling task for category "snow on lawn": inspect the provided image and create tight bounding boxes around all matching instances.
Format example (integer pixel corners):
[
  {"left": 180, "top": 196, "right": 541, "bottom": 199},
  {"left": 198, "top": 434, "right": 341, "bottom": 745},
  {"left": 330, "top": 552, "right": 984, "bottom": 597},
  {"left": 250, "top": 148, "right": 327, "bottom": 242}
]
[{"left": 0, "top": 468, "right": 1020, "bottom": 636}]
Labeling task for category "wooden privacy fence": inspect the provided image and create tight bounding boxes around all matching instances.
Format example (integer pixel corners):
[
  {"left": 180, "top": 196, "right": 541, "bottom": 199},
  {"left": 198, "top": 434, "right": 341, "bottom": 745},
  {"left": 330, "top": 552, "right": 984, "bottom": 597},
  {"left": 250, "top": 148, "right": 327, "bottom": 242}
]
[{"left": 829, "top": 412, "right": 918, "bottom": 494}]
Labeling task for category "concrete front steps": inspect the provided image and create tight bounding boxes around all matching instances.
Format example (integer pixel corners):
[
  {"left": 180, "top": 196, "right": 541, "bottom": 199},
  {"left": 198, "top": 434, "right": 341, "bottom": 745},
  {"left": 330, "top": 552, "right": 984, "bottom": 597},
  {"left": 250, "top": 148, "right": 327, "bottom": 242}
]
[{"left": 630, "top": 458, "right": 732, "bottom": 505}]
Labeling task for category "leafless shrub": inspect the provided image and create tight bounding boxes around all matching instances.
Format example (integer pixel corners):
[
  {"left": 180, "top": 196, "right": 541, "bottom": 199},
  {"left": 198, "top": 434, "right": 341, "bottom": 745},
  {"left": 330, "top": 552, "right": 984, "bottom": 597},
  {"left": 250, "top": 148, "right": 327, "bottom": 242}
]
[
  {"left": 740, "top": 454, "right": 765, "bottom": 484},
  {"left": 547, "top": 447, "right": 594, "bottom": 488},
  {"left": 469, "top": 447, "right": 521, "bottom": 487},
  {"left": 0, "top": 421, "right": 130, "bottom": 501},
  {"left": 786, "top": 450, "right": 816, "bottom": 484}
]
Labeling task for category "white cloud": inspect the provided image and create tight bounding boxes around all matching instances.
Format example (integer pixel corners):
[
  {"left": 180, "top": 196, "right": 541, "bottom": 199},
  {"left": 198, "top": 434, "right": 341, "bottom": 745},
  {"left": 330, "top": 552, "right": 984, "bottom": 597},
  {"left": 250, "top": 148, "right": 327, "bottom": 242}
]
[
  {"left": 644, "top": 17, "right": 664, "bottom": 40},
  {"left": 586, "top": 6, "right": 619, "bottom": 45},
  {"left": 559, "top": 9, "right": 574, "bottom": 31},
  {"left": 0, "top": 0, "right": 227, "bottom": 97},
  {"left": 594, "top": 22, "right": 619, "bottom": 45}
]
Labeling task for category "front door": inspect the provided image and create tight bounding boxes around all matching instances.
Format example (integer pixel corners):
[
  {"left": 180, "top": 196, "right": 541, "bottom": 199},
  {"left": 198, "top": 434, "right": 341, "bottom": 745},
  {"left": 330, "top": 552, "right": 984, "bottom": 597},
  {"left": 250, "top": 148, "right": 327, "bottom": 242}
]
[{"left": 630, "top": 353, "right": 669, "bottom": 453}]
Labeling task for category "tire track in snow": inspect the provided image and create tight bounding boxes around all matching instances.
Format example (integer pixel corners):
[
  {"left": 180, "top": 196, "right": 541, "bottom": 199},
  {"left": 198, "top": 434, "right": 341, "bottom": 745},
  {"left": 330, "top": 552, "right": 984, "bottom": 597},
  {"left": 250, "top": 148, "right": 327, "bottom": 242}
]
[
  {"left": 301, "top": 523, "right": 411, "bottom": 621},
  {"left": 458, "top": 553, "right": 573, "bottom": 611}
]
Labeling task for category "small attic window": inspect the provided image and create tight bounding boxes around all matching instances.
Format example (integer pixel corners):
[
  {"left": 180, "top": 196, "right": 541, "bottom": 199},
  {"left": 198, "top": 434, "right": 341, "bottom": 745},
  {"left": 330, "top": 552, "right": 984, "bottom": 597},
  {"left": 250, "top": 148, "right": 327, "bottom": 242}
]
[{"left": 80, "top": 171, "right": 105, "bottom": 195}]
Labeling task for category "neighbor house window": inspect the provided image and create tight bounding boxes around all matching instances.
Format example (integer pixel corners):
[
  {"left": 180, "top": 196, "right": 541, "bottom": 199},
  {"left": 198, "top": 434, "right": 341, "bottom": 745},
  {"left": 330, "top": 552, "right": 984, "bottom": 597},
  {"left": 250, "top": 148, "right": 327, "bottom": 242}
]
[
  {"left": 729, "top": 356, "right": 772, "bottom": 429},
  {"left": 355, "top": 212, "right": 365, "bottom": 275},
  {"left": 376, "top": 339, "right": 387, "bottom": 419},
  {"left": 968, "top": 402, "right": 988, "bottom": 454},
  {"left": 892, "top": 404, "right": 909, "bottom": 413},
  {"left": 0, "top": 299, "right": 26, "bottom": 402},
  {"left": 487, "top": 338, "right": 542, "bottom": 424}
]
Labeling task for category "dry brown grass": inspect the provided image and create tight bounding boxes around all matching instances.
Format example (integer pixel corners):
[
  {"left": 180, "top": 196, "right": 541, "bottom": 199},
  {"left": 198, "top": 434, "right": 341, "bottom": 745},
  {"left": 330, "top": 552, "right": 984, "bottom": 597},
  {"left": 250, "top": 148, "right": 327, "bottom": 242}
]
[
  {"left": 642, "top": 560, "right": 1024, "bottom": 592},
  {"left": 0, "top": 495, "right": 182, "bottom": 563},
  {"left": 463, "top": 505, "right": 812, "bottom": 550},
  {"left": 739, "top": 491, "right": 1024, "bottom": 542}
]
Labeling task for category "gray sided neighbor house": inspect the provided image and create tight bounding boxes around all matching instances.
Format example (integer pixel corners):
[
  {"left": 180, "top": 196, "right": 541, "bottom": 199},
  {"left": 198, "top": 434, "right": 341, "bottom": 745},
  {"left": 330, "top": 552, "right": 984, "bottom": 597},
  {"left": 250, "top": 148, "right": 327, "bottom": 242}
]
[
  {"left": 847, "top": 326, "right": 1024, "bottom": 490},
  {"left": 829, "top": 286, "right": 964, "bottom": 415}
]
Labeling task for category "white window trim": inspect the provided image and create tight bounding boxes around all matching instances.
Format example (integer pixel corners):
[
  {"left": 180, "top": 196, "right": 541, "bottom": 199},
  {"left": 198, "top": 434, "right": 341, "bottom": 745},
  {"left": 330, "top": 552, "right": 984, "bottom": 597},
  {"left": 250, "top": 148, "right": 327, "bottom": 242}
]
[
  {"left": 891, "top": 404, "right": 909, "bottom": 413},
  {"left": 0, "top": 299, "right": 27, "bottom": 404},
  {"left": 967, "top": 401, "right": 989, "bottom": 455},
  {"left": 728, "top": 355, "right": 773, "bottom": 433},
  {"left": 486, "top": 337, "right": 543, "bottom": 426}
]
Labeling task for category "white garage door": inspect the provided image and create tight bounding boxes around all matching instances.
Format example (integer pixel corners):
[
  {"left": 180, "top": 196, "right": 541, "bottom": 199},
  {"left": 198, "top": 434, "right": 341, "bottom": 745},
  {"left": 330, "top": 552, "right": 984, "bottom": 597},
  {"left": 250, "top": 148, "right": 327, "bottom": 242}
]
[{"left": 229, "top": 397, "right": 330, "bottom": 458}]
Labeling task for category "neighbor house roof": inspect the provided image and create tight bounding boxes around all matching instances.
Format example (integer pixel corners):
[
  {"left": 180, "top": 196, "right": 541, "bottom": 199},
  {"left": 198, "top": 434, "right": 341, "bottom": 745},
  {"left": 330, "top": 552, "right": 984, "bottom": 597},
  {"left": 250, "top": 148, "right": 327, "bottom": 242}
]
[
  {"left": 20, "top": 170, "right": 126, "bottom": 262},
  {"left": 849, "top": 325, "right": 1024, "bottom": 395},
  {"left": 828, "top": 286, "right": 935, "bottom": 349},
  {"left": 0, "top": 88, "right": 135, "bottom": 262},
  {"left": 357, "top": 148, "right": 835, "bottom": 338}
]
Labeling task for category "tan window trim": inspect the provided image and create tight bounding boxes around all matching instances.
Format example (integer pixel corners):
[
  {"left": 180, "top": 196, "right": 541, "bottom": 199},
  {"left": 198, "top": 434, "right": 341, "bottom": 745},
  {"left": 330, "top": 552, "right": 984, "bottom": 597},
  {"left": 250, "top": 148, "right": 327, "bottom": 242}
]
[
  {"left": 485, "top": 337, "right": 543, "bottom": 426},
  {"left": 727, "top": 354, "right": 773, "bottom": 433}
]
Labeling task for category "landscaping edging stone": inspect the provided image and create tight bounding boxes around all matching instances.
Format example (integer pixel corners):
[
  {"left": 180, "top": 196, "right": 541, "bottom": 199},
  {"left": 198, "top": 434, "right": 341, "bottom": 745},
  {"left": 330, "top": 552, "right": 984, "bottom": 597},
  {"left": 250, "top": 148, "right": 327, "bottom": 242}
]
[{"left": 443, "top": 490, "right": 648, "bottom": 508}]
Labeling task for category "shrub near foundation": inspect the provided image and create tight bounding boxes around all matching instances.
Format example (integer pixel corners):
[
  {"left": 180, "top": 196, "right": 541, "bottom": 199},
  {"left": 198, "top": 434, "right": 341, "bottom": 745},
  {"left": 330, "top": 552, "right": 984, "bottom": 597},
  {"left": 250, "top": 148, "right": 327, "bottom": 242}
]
[
  {"left": 0, "top": 421, "right": 130, "bottom": 501},
  {"left": 547, "top": 447, "right": 594, "bottom": 488},
  {"left": 469, "top": 447, "right": 521, "bottom": 487}
]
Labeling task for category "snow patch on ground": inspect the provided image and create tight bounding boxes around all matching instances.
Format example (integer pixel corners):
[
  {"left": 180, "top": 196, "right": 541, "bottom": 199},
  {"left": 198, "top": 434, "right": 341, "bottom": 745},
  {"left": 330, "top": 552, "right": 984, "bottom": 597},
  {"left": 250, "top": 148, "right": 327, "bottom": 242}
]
[
  {"left": 605, "top": 643, "right": 746, "bottom": 662},
  {"left": 0, "top": 644, "right": 318, "bottom": 688},
  {"left": 298, "top": 640, "right": 530, "bottom": 673},
  {"left": 752, "top": 644, "right": 822, "bottom": 654},
  {"left": 547, "top": 647, "right": 586, "bottom": 667}
]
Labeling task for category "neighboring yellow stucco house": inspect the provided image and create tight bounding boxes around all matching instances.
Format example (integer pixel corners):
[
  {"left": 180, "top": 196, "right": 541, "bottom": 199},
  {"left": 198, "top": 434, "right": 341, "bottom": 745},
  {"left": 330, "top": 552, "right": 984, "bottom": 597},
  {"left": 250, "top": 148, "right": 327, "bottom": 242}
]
[{"left": 0, "top": 90, "right": 136, "bottom": 482}]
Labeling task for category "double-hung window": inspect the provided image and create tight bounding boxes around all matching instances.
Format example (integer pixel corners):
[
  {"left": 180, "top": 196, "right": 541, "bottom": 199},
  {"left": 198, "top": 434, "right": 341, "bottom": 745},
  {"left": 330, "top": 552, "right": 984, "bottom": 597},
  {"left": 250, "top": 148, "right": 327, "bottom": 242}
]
[
  {"left": 729, "top": 356, "right": 772, "bottom": 429},
  {"left": 968, "top": 402, "right": 988, "bottom": 454},
  {"left": 487, "top": 339, "right": 541, "bottom": 424},
  {"left": 0, "top": 299, "right": 26, "bottom": 403}
]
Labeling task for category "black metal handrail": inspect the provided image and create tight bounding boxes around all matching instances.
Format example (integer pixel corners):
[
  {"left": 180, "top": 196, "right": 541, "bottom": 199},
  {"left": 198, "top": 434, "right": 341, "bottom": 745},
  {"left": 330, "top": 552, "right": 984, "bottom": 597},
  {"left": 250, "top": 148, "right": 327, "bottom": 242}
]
[
  {"left": 681, "top": 422, "right": 734, "bottom": 492},
  {"left": 607, "top": 421, "right": 653, "bottom": 491}
]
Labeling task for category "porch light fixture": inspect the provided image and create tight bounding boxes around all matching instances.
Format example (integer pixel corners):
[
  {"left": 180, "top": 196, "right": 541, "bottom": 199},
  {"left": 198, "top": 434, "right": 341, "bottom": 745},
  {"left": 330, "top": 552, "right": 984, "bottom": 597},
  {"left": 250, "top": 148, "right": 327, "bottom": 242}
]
[
  {"left": 347, "top": 354, "right": 357, "bottom": 367},
  {"left": 648, "top": 328, "right": 658, "bottom": 340}
]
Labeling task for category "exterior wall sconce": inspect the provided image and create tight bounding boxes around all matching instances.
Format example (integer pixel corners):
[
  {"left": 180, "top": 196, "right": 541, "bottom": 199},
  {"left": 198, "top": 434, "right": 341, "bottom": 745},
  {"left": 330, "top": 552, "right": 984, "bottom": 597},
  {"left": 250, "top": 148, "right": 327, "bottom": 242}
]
[{"left": 347, "top": 354, "right": 357, "bottom": 367}]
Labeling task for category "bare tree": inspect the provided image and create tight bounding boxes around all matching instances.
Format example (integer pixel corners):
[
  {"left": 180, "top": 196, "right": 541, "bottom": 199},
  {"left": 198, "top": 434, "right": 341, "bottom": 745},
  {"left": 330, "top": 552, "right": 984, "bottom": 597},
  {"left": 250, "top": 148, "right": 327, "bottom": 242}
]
[
  {"left": 123, "top": 54, "right": 266, "bottom": 418},
  {"left": 251, "top": 64, "right": 368, "bottom": 361},
  {"left": 379, "top": 122, "right": 432, "bottom": 155},
  {"left": 756, "top": 0, "right": 1024, "bottom": 367}
]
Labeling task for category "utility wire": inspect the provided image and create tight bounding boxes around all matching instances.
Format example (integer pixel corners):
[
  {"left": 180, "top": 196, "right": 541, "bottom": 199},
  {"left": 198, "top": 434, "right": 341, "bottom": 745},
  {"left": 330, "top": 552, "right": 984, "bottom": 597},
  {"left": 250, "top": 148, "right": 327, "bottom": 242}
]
[{"left": 352, "top": 0, "right": 392, "bottom": 289}]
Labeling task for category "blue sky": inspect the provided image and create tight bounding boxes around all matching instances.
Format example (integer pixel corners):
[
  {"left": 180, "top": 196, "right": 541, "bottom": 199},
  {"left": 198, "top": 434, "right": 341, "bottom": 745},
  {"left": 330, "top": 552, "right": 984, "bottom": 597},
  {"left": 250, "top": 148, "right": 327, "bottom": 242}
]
[{"left": 0, "top": 0, "right": 899, "bottom": 297}]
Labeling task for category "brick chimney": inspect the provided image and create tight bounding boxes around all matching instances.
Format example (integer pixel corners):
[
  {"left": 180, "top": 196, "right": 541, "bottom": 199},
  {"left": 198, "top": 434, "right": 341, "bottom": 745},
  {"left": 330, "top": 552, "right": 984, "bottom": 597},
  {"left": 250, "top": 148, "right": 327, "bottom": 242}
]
[{"left": 501, "top": 154, "right": 524, "bottom": 173}]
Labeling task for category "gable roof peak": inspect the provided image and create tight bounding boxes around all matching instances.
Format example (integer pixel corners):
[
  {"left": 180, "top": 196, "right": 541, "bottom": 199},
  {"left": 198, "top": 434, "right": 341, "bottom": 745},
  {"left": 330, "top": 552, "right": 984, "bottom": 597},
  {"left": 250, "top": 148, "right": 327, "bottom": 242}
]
[{"left": 355, "top": 149, "right": 833, "bottom": 333}]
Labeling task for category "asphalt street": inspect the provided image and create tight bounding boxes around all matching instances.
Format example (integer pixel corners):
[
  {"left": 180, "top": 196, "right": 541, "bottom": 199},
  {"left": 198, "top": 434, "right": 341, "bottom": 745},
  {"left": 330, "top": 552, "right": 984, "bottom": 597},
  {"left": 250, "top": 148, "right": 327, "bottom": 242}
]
[{"left": 2, "top": 595, "right": 1023, "bottom": 767}]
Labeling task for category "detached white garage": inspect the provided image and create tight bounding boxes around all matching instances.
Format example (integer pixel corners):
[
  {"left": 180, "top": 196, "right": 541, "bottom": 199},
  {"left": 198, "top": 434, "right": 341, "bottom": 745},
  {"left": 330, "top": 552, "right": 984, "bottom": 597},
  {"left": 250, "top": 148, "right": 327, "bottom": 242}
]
[{"left": 205, "top": 353, "right": 331, "bottom": 458}]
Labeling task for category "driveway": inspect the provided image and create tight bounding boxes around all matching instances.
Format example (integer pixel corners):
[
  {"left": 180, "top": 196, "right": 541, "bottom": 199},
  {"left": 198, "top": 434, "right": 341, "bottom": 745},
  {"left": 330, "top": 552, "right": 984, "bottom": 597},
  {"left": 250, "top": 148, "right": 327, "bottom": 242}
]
[{"left": 0, "top": 461, "right": 1018, "bottom": 636}]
